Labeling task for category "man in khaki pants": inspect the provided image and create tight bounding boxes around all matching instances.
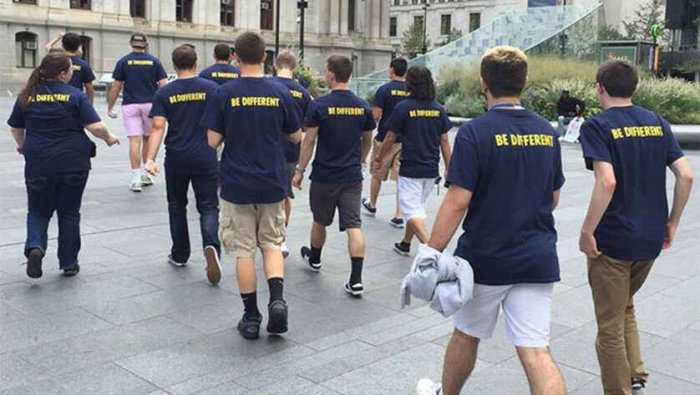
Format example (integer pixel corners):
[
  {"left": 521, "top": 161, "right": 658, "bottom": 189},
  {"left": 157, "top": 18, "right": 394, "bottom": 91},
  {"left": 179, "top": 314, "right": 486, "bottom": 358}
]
[{"left": 579, "top": 60, "right": 694, "bottom": 395}]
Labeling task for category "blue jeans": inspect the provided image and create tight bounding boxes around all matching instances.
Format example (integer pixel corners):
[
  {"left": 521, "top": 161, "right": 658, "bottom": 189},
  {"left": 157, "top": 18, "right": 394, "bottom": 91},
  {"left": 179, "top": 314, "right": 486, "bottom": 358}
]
[
  {"left": 25, "top": 171, "right": 89, "bottom": 269},
  {"left": 165, "top": 163, "right": 220, "bottom": 263}
]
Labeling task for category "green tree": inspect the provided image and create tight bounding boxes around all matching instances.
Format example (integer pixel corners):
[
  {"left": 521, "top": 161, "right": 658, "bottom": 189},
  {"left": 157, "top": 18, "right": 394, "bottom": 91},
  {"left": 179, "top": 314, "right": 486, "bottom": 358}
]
[
  {"left": 598, "top": 25, "right": 626, "bottom": 41},
  {"left": 439, "top": 28, "right": 464, "bottom": 47},
  {"left": 622, "top": 0, "right": 667, "bottom": 42},
  {"left": 401, "top": 22, "right": 430, "bottom": 59}
]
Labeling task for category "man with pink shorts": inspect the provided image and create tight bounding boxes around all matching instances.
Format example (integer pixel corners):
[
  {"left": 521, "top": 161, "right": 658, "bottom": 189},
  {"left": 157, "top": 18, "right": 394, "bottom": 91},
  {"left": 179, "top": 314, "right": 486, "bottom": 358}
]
[{"left": 107, "top": 32, "right": 168, "bottom": 192}]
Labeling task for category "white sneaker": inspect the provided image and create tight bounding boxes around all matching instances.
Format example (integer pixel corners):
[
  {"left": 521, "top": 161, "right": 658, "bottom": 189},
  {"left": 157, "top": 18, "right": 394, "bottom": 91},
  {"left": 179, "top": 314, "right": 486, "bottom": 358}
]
[
  {"left": 416, "top": 378, "right": 442, "bottom": 395},
  {"left": 281, "top": 242, "right": 289, "bottom": 259},
  {"left": 130, "top": 180, "right": 143, "bottom": 192},
  {"left": 141, "top": 173, "right": 154, "bottom": 186}
]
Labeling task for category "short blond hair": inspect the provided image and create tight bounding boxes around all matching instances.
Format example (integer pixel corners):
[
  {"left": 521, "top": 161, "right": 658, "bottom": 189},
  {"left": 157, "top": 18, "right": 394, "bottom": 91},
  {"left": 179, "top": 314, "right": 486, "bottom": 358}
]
[
  {"left": 480, "top": 46, "right": 528, "bottom": 98},
  {"left": 274, "top": 51, "right": 298, "bottom": 71}
]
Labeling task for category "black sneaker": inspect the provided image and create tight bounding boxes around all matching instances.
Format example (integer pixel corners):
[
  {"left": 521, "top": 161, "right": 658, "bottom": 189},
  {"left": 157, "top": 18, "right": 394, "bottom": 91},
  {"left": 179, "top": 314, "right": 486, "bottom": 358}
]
[
  {"left": 393, "top": 242, "right": 411, "bottom": 257},
  {"left": 389, "top": 217, "right": 405, "bottom": 229},
  {"left": 632, "top": 378, "right": 646, "bottom": 395},
  {"left": 267, "top": 300, "right": 288, "bottom": 334},
  {"left": 237, "top": 314, "right": 262, "bottom": 340},
  {"left": 300, "top": 246, "right": 321, "bottom": 272},
  {"left": 62, "top": 264, "right": 80, "bottom": 277},
  {"left": 361, "top": 197, "right": 377, "bottom": 217},
  {"left": 344, "top": 282, "right": 364, "bottom": 297},
  {"left": 26, "top": 248, "right": 43, "bottom": 279}
]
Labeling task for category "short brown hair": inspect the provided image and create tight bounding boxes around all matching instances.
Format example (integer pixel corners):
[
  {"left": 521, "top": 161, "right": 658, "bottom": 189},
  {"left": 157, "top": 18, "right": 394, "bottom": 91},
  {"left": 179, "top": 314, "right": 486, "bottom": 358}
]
[
  {"left": 234, "top": 32, "right": 266, "bottom": 65},
  {"left": 596, "top": 60, "right": 638, "bottom": 98},
  {"left": 275, "top": 51, "right": 297, "bottom": 70},
  {"left": 213, "top": 43, "right": 232, "bottom": 61},
  {"left": 172, "top": 44, "right": 197, "bottom": 70},
  {"left": 480, "top": 46, "right": 528, "bottom": 98},
  {"left": 327, "top": 55, "right": 353, "bottom": 83}
]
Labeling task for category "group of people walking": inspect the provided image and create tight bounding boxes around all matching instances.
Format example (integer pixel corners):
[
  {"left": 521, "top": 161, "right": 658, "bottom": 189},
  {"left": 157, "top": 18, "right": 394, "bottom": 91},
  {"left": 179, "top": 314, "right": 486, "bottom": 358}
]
[{"left": 7, "top": 29, "right": 694, "bottom": 395}]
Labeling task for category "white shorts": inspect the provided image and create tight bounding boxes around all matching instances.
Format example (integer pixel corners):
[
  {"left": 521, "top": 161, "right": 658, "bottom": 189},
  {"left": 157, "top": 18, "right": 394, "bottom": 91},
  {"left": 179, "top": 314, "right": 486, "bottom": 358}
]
[
  {"left": 453, "top": 283, "right": 554, "bottom": 348},
  {"left": 398, "top": 176, "right": 435, "bottom": 222}
]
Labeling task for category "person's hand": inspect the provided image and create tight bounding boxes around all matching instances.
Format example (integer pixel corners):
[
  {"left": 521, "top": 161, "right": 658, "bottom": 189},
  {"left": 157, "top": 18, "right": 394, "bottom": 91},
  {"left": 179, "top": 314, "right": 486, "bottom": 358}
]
[
  {"left": 16, "top": 146, "right": 23, "bottom": 155},
  {"left": 579, "top": 231, "right": 601, "bottom": 259},
  {"left": 105, "top": 134, "right": 120, "bottom": 147},
  {"left": 662, "top": 221, "right": 678, "bottom": 250},
  {"left": 107, "top": 109, "right": 118, "bottom": 119},
  {"left": 292, "top": 172, "right": 303, "bottom": 190},
  {"left": 372, "top": 157, "right": 382, "bottom": 173},
  {"left": 145, "top": 160, "right": 160, "bottom": 176}
]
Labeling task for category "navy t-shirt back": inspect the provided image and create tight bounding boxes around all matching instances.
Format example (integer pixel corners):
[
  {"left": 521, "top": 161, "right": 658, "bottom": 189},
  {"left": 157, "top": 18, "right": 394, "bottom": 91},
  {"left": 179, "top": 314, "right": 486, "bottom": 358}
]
[
  {"left": 304, "top": 90, "right": 376, "bottom": 183},
  {"left": 69, "top": 55, "right": 96, "bottom": 91},
  {"left": 149, "top": 77, "right": 219, "bottom": 174},
  {"left": 579, "top": 105, "right": 684, "bottom": 261},
  {"left": 272, "top": 76, "right": 312, "bottom": 163},
  {"left": 374, "top": 80, "right": 409, "bottom": 142},
  {"left": 112, "top": 52, "right": 168, "bottom": 105},
  {"left": 7, "top": 81, "right": 100, "bottom": 178},
  {"left": 202, "top": 77, "right": 301, "bottom": 204},
  {"left": 387, "top": 98, "right": 452, "bottom": 179},
  {"left": 198, "top": 63, "right": 240, "bottom": 85},
  {"left": 447, "top": 109, "right": 565, "bottom": 285}
]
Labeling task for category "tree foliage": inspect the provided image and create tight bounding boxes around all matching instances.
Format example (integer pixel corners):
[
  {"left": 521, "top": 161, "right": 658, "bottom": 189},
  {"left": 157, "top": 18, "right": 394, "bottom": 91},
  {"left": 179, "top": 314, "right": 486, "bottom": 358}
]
[
  {"left": 438, "top": 28, "right": 464, "bottom": 47},
  {"left": 401, "top": 22, "right": 430, "bottom": 59},
  {"left": 622, "top": 0, "right": 667, "bottom": 42}
]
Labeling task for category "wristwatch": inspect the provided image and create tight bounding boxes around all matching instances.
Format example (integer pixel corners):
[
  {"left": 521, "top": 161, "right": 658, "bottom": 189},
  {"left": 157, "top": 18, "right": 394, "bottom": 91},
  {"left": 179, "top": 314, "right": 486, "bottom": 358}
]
[{"left": 294, "top": 165, "right": 305, "bottom": 174}]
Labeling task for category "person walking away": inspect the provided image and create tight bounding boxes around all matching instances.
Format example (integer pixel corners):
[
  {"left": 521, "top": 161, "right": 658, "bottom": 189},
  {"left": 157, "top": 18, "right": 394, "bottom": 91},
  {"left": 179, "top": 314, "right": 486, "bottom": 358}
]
[
  {"left": 144, "top": 44, "right": 222, "bottom": 285},
  {"left": 373, "top": 66, "right": 452, "bottom": 256},
  {"left": 272, "top": 50, "right": 312, "bottom": 258},
  {"left": 8, "top": 53, "right": 120, "bottom": 278},
  {"left": 293, "top": 55, "right": 376, "bottom": 297},
  {"left": 203, "top": 32, "right": 302, "bottom": 340},
  {"left": 416, "top": 46, "right": 567, "bottom": 395},
  {"left": 44, "top": 32, "right": 96, "bottom": 104},
  {"left": 578, "top": 59, "right": 694, "bottom": 395},
  {"left": 362, "top": 58, "right": 409, "bottom": 228},
  {"left": 107, "top": 32, "right": 168, "bottom": 192},
  {"left": 199, "top": 43, "right": 240, "bottom": 85}
]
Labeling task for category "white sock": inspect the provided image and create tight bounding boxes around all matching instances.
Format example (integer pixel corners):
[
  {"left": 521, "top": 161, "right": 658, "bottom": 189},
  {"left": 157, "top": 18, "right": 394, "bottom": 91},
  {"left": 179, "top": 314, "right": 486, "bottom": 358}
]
[{"left": 132, "top": 168, "right": 142, "bottom": 181}]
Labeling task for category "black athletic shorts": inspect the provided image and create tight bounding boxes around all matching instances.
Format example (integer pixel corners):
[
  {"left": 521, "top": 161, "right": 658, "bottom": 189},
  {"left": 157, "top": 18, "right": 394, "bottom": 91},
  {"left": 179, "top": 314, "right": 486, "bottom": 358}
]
[{"left": 309, "top": 180, "right": 362, "bottom": 231}]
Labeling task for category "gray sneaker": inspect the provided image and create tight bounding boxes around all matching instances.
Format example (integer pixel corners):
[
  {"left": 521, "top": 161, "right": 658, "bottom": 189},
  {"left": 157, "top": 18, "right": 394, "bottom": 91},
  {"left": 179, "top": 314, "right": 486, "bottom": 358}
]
[{"left": 632, "top": 379, "right": 646, "bottom": 395}]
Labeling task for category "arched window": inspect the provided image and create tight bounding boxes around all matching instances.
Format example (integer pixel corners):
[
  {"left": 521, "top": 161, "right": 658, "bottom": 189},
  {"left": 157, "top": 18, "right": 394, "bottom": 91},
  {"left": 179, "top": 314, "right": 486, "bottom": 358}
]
[{"left": 15, "top": 32, "right": 37, "bottom": 68}]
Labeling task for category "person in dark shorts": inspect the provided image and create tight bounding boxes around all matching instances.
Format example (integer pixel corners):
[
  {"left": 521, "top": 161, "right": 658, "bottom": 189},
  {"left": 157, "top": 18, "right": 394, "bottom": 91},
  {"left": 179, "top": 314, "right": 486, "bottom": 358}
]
[
  {"left": 202, "top": 32, "right": 302, "bottom": 340},
  {"left": 143, "top": 44, "right": 222, "bottom": 285},
  {"left": 292, "top": 55, "right": 376, "bottom": 297},
  {"left": 44, "top": 32, "right": 96, "bottom": 103},
  {"left": 272, "top": 51, "right": 312, "bottom": 257},
  {"left": 578, "top": 60, "right": 693, "bottom": 395},
  {"left": 199, "top": 43, "right": 240, "bottom": 85}
]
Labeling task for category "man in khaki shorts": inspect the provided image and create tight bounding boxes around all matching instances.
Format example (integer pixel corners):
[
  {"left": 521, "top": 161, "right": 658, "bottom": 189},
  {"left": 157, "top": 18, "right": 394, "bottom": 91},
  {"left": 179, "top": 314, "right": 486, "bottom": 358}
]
[{"left": 203, "top": 32, "right": 302, "bottom": 340}]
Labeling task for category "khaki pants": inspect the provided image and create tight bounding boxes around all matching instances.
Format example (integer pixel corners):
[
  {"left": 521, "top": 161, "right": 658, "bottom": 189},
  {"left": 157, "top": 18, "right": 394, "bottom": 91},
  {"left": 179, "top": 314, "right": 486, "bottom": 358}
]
[{"left": 588, "top": 254, "right": 654, "bottom": 395}]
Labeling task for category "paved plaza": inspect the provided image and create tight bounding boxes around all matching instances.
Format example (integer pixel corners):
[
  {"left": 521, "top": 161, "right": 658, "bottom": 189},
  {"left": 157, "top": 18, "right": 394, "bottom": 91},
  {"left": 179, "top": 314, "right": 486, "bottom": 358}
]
[{"left": 1, "top": 97, "right": 699, "bottom": 394}]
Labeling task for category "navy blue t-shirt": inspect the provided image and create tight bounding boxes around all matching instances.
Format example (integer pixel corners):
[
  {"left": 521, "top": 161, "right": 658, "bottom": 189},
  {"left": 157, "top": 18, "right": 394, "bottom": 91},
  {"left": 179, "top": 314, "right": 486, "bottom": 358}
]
[
  {"left": 68, "top": 55, "right": 96, "bottom": 91},
  {"left": 579, "top": 105, "right": 684, "bottom": 261},
  {"left": 272, "top": 76, "right": 312, "bottom": 163},
  {"left": 374, "top": 80, "right": 409, "bottom": 142},
  {"left": 387, "top": 98, "right": 452, "bottom": 179},
  {"left": 149, "top": 77, "right": 219, "bottom": 174},
  {"left": 112, "top": 52, "right": 168, "bottom": 104},
  {"left": 202, "top": 77, "right": 301, "bottom": 204},
  {"left": 198, "top": 63, "right": 240, "bottom": 85},
  {"left": 304, "top": 90, "right": 376, "bottom": 183},
  {"left": 447, "top": 109, "right": 565, "bottom": 285},
  {"left": 7, "top": 81, "right": 100, "bottom": 178}
]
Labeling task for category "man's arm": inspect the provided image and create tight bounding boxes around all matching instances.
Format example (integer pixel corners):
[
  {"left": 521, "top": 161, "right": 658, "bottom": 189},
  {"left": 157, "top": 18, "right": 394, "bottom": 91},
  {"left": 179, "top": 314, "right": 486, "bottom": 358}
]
[
  {"left": 553, "top": 189, "right": 561, "bottom": 209},
  {"left": 107, "top": 80, "right": 123, "bottom": 112},
  {"left": 207, "top": 130, "right": 224, "bottom": 149},
  {"left": 145, "top": 116, "right": 166, "bottom": 162},
  {"left": 157, "top": 79, "right": 167, "bottom": 88},
  {"left": 361, "top": 130, "right": 373, "bottom": 164},
  {"left": 579, "top": 160, "right": 616, "bottom": 258},
  {"left": 85, "top": 122, "right": 120, "bottom": 146},
  {"left": 84, "top": 83, "right": 95, "bottom": 104},
  {"left": 10, "top": 127, "right": 25, "bottom": 154},
  {"left": 286, "top": 129, "right": 302, "bottom": 143},
  {"left": 664, "top": 157, "right": 694, "bottom": 249},
  {"left": 44, "top": 33, "right": 63, "bottom": 54},
  {"left": 440, "top": 134, "right": 452, "bottom": 172},
  {"left": 297, "top": 126, "right": 318, "bottom": 173},
  {"left": 372, "top": 107, "right": 383, "bottom": 123},
  {"left": 427, "top": 185, "right": 473, "bottom": 252}
]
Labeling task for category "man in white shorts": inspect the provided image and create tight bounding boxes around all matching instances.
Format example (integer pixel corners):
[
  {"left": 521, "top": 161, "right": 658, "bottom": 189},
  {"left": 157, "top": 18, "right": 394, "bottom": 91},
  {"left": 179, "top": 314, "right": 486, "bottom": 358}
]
[
  {"left": 416, "top": 47, "right": 566, "bottom": 395},
  {"left": 372, "top": 66, "right": 451, "bottom": 256},
  {"left": 107, "top": 33, "right": 168, "bottom": 192}
]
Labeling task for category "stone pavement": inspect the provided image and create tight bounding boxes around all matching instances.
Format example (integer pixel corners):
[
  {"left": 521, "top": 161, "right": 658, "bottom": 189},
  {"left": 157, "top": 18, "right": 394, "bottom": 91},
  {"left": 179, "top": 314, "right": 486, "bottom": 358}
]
[{"left": 1, "top": 97, "right": 699, "bottom": 395}]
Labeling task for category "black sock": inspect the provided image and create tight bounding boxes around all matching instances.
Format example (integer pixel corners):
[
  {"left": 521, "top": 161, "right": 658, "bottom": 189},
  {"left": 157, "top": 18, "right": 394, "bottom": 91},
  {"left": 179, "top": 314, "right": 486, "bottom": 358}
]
[
  {"left": 241, "top": 292, "right": 260, "bottom": 319},
  {"left": 268, "top": 277, "right": 284, "bottom": 303},
  {"left": 350, "top": 257, "right": 364, "bottom": 285},
  {"left": 309, "top": 246, "right": 322, "bottom": 264}
]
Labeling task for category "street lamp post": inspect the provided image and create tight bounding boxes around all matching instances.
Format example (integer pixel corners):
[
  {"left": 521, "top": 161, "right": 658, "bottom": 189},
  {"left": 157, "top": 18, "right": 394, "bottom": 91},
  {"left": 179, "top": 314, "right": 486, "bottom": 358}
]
[
  {"left": 298, "top": 0, "right": 308, "bottom": 61},
  {"left": 275, "top": 0, "right": 281, "bottom": 60},
  {"left": 559, "top": 0, "right": 567, "bottom": 57},
  {"left": 422, "top": 0, "right": 430, "bottom": 55}
]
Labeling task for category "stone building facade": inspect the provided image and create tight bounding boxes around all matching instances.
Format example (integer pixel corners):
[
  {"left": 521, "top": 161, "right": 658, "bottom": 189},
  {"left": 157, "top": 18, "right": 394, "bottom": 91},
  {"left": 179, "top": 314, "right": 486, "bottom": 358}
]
[{"left": 0, "top": 0, "right": 393, "bottom": 88}]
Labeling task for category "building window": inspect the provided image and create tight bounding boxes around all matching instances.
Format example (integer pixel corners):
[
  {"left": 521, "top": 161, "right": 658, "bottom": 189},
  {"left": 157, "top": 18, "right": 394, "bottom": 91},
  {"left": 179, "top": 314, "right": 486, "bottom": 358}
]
[
  {"left": 260, "top": 0, "right": 274, "bottom": 30},
  {"left": 130, "top": 0, "right": 146, "bottom": 18},
  {"left": 469, "top": 13, "right": 481, "bottom": 32},
  {"left": 348, "top": 0, "right": 356, "bottom": 31},
  {"left": 394, "top": 0, "right": 400, "bottom": 5},
  {"left": 176, "top": 0, "right": 193, "bottom": 22},
  {"left": 12, "top": 0, "right": 37, "bottom": 4},
  {"left": 15, "top": 32, "right": 37, "bottom": 69},
  {"left": 221, "top": 0, "right": 234, "bottom": 26},
  {"left": 80, "top": 35, "right": 92, "bottom": 64},
  {"left": 70, "top": 0, "right": 91, "bottom": 9},
  {"left": 389, "top": 17, "right": 397, "bottom": 37},
  {"left": 414, "top": 15, "right": 424, "bottom": 29},
  {"left": 440, "top": 14, "right": 451, "bottom": 35}
]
